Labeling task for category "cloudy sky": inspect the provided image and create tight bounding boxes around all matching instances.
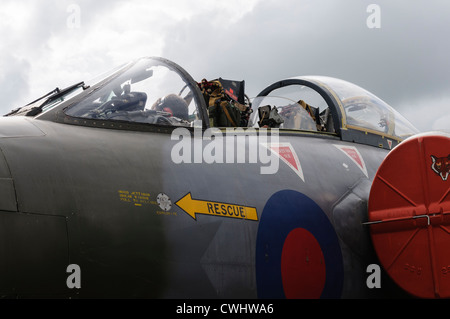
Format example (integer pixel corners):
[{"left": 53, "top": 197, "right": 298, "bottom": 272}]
[{"left": 0, "top": 0, "right": 449, "bottom": 132}]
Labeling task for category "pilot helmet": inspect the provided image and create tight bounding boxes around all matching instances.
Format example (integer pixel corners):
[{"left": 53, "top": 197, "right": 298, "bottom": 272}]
[{"left": 153, "top": 94, "right": 188, "bottom": 121}]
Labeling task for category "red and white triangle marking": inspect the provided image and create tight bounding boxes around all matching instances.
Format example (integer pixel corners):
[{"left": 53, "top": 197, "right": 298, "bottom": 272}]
[
  {"left": 387, "top": 139, "right": 393, "bottom": 150},
  {"left": 261, "top": 142, "right": 304, "bottom": 182},
  {"left": 334, "top": 145, "right": 368, "bottom": 178}
]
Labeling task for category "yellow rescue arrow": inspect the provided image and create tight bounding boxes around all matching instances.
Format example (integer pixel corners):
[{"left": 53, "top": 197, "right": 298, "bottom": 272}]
[{"left": 176, "top": 193, "right": 258, "bottom": 221}]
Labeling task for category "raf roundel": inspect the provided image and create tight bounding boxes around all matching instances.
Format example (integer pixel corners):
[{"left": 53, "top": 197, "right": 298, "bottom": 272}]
[{"left": 255, "top": 190, "right": 344, "bottom": 299}]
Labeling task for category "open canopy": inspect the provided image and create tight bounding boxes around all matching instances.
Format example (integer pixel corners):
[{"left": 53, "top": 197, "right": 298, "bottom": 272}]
[
  {"left": 252, "top": 75, "right": 419, "bottom": 149},
  {"left": 9, "top": 56, "right": 419, "bottom": 149}
]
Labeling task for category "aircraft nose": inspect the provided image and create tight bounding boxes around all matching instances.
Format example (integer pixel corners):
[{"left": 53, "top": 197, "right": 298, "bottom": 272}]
[
  {"left": 0, "top": 117, "right": 45, "bottom": 213},
  {"left": 0, "top": 147, "right": 17, "bottom": 212}
]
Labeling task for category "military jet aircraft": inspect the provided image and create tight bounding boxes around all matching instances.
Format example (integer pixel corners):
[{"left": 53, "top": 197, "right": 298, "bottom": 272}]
[{"left": 0, "top": 56, "right": 449, "bottom": 299}]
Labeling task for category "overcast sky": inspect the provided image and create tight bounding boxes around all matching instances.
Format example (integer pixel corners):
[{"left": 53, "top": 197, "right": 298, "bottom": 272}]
[{"left": 0, "top": 0, "right": 449, "bottom": 132}]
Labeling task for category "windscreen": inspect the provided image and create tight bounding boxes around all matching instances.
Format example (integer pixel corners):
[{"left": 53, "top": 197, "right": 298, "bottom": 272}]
[
  {"left": 249, "top": 84, "right": 330, "bottom": 132},
  {"left": 65, "top": 58, "right": 202, "bottom": 127},
  {"left": 249, "top": 96, "right": 318, "bottom": 131},
  {"left": 306, "top": 76, "right": 419, "bottom": 139}
]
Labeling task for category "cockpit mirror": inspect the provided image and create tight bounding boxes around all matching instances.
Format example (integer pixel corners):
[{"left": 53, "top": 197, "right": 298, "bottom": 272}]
[
  {"left": 347, "top": 104, "right": 367, "bottom": 112},
  {"left": 131, "top": 69, "right": 153, "bottom": 84}
]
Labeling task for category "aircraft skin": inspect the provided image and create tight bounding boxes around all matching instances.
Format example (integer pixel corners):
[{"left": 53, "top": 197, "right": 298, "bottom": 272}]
[{"left": 0, "top": 57, "right": 447, "bottom": 299}]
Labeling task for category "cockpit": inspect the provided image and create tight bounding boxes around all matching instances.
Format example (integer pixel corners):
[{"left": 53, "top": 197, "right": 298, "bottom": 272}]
[
  {"left": 7, "top": 57, "right": 419, "bottom": 150},
  {"left": 250, "top": 76, "right": 419, "bottom": 149},
  {"left": 64, "top": 58, "right": 205, "bottom": 127}
]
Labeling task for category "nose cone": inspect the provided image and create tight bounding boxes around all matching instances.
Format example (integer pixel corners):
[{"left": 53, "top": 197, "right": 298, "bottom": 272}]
[
  {"left": 0, "top": 116, "right": 45, "bottom": 138},
  {"left": 0, "top": 146, "right": 17, "bottom": 212},
  {"left": 0, "top": 116, "right": 45, "bottom": 212},
  {"left": 0, "top": 117, "right": 70, "bottom": 297}
]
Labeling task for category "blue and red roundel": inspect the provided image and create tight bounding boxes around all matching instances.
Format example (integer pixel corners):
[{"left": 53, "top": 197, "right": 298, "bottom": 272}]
[{"left": 255, "top": 190, "right": 344, "bottom": 299}]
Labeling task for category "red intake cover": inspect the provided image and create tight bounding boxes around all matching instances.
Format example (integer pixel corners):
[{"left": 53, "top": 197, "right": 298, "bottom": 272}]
[{"left": 368, "top": 132, "right": 450, "bottom": 298}]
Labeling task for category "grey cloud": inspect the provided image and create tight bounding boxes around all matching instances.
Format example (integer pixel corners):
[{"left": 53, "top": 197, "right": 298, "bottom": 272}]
[
  {"left": 1, "top": 0, "right": 449, "bottom": 131},
  {"left": 162, "top": 0, "right": 450, "bottom": 131},
  {"left": 0, "top": 0, "right": 125, "bottom": 109},
  {"left": 0, "top": 55, "right": 31, "bottom": 111}
]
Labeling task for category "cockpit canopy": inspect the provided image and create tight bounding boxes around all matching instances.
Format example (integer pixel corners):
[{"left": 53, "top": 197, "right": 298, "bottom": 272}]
[
  {"left": 11, "top": 57, "right": 418, "bottom": 150},
  {"left": 64, "top": 57, "right": 206, "bottom": 127},
  {"left": 309, "top": 76, "right": 418, "bottom": 139},
  {"left": 251, "top": 76, "right": 419, "bottom": 149}
]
